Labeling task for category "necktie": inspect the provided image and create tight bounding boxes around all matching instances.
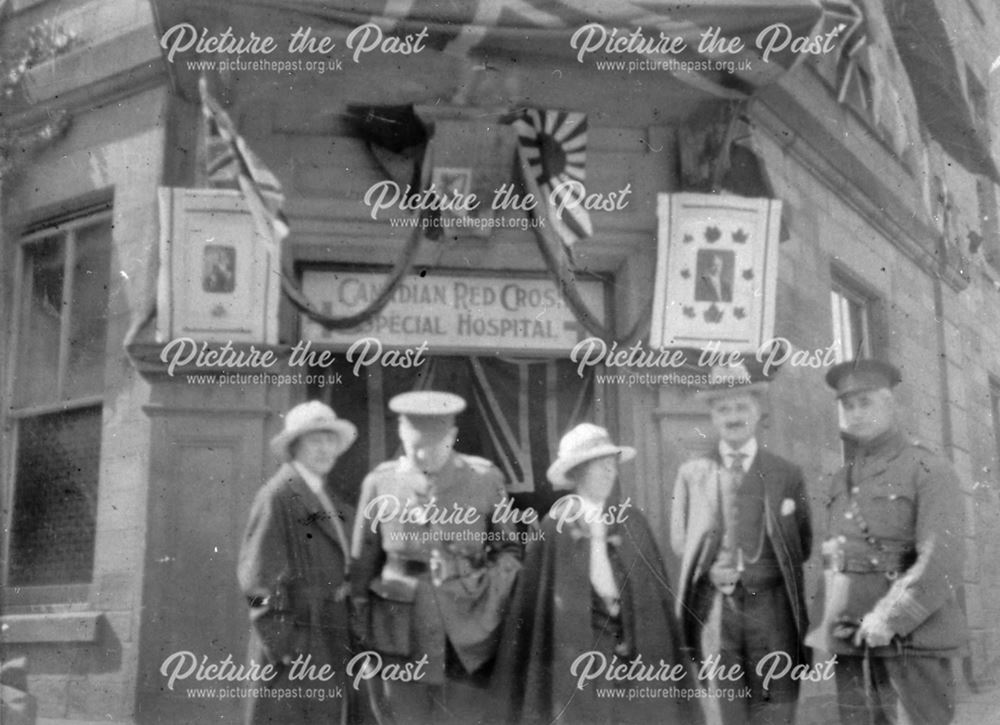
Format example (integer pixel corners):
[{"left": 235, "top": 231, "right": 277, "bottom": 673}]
[
  {"left": 718, "top": 452, "right": 748, "bottom": 579},
  {"left": 727, "top": 451, "right": 747, "bottom": 478},
  {"left": 589, "top": 519, "right": 620, "bottom": 617}
]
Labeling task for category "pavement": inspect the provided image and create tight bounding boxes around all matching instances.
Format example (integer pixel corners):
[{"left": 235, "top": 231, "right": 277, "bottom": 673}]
[
  {"left": 794, "top": 666, "right": 1000, "bottom": 725},
  {"left": 30, "top": 663, "right": 1000, "bottom": 724}
]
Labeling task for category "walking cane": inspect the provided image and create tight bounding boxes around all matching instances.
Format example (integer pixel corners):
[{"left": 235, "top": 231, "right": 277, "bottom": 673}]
[{"left": 861, "top": 642, "right": 877, "bottom": 725}]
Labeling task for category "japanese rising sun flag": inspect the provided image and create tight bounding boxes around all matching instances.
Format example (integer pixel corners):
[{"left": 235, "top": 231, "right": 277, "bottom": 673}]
[{"left": 514, "top": 109, "right": 593, "bottom": 253}]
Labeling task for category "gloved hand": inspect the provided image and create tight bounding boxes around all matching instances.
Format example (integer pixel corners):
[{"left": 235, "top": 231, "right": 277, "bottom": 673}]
[{"left": 853, "top": 611, "right": 894, "bottom": 648}]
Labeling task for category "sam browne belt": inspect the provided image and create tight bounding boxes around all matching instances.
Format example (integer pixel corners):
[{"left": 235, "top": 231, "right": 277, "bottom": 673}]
[{"left": 822, "top": 543, "right": 914, "bottom": 575}]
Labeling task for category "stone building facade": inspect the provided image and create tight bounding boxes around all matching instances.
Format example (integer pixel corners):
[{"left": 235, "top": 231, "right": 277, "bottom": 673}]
[{"left": 2, "top": 1, "right": 999, "bottom": 723}]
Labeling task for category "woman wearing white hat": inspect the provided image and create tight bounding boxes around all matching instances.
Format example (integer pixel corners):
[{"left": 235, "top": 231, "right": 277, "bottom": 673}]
[
  {"left": 237, "top": 400, "right": 359, "bottom": 725},
  {"left": 492, "top": 424, "right": 701, "bottom": 724}
]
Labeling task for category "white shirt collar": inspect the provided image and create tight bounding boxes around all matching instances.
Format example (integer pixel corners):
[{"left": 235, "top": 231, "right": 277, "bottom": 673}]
[
  {"left": 574, "top": 494, "right": 604, "bottom": 519},
  {"left": 719, "top": 438, "right": 757, "bottom": 472},
  {"left": 291, "top": 461, "right": 327, "bottom": 499}
]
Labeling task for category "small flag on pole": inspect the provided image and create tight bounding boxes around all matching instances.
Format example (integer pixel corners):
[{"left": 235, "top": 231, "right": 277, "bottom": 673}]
[
  {"left": 199, "top": 77, "right": 290, "bottom": 257},
  {"left": 514, "top": 108, "right": 593, "bottom": 254}
]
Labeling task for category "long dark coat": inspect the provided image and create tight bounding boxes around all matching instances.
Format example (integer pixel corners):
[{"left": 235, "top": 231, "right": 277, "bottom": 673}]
[
  {"left": 492, "top": 499, "right": 701, "bottom": 725},
  {"left": 237, "top": 463, "right": 355, "bottom": 725},
  {"left": 670, "top": 448, "right": 813, "bottom": 666}
]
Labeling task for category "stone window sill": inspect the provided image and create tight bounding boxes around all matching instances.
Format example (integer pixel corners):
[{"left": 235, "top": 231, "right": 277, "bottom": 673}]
[{"left": 0, "top": 610, "right": 102, "bottom": 643}]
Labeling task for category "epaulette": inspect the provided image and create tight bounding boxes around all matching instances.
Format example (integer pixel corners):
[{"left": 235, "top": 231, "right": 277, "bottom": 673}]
[
  {"left": 368, "top": 459, "right": 402, "bottom": 476},
  {"left": 458, "top": 453, "right": 499, "bottom": 474}
]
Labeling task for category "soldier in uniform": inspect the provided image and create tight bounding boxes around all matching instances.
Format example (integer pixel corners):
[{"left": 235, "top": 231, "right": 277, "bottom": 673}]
[
  {"left": 807, "top": 359, "right": 968, "bottom": 725},
  {"left": 671, "top": 365, "right": 812, "bottom": 725},
  {"left": 350, "top": 391, "right": 522, "bottom": 725}
]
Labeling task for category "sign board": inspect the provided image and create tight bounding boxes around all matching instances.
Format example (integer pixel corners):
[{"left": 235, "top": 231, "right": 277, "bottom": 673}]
[
  {"left": 157, "top": 188, "right": 280, "bottom": 344},
  {"left": 300, "top": 270, "right": 605, "bottom": 355},
  {"left": 650, "top": 193, "right": 781, "bottom": 352}
]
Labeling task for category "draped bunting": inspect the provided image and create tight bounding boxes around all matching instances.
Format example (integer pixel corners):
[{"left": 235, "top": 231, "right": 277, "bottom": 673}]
[
  {"left": 201, "top": 83, "right": 430, "bottom": 330},
  {"left": 241, "top": 0, "right": 859, "bottom": 98},
  {"left": 396, "top": 356, "right": 596, "bottom": 502},
  {"left": 886, "top": 0, "right": 1000, "bottom": 183},
  {"left": 200, "top": 78, "right": 291, "bottom": 256}
]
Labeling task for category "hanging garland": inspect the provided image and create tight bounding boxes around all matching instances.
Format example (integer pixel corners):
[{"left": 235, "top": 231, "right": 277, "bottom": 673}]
[
  {"left": 514, "top": 152, "right": 650, "bottom": 347},
  {"left": 278, "top": 217, "right": 425, "bottom": 329}
]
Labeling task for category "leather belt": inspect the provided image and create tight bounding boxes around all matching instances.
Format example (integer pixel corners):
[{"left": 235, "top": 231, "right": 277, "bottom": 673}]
[
  {"left": 396, "top": 559, "right": 429, "bottom": 576},
  {"left": 822, "top": 549, "right": 912, "bottom": 574},
  {"left": 429, "top": 549, "right": 480, "bottom": 585}
]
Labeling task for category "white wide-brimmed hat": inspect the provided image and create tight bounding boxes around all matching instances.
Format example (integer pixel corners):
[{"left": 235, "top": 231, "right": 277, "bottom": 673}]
[
  {"left": 270, "top": 400, "right": 358, "bottom": 461},
  {"left": 546, "top": 423, "right": 636, "bottom": 490}
]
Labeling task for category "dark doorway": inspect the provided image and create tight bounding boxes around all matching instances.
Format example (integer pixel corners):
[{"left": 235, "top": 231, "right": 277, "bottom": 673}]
[{"left": 311, "top": 355, "right": 596, "bottom": 515}]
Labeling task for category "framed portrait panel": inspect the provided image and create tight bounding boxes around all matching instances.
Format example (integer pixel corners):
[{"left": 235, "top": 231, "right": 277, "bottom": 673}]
[{"left": 651, "top": 193, "right": 782, "bottom": 353}]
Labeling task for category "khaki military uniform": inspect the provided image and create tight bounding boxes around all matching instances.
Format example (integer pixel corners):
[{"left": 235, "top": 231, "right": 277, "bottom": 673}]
[
  {"left": 807, "top": 429, "right": 968, "bottom": 724},
  {"left": 351, "top": 452, "right": 521, "bottom": 724}
]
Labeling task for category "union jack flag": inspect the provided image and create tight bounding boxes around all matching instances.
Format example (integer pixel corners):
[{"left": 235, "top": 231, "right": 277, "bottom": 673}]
[
  {"left": 200, "top": 78, "right": 290, "bottom": 257},
  {"left": 514, "top": 108, "right": 593, "bottom": 253}
]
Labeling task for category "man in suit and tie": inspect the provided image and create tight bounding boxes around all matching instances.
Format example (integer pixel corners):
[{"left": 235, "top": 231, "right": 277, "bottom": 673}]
[
  {"left": 695, "top": 251, "right": 733, "bottom": 303},
  {"left": 238, "top": 400, "right": 359, "bottom": 725},
  {"left": 671, "top": 365, "right": 812, "bottom": 725}
]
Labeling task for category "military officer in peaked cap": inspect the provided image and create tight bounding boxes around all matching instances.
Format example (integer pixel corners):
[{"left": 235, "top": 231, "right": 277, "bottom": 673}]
[
  {"left": 350, "top": 391, "right": 522, "bottom": 725},
  {"left": 807, "top": 359, "right": 968, "bottom": 725}
]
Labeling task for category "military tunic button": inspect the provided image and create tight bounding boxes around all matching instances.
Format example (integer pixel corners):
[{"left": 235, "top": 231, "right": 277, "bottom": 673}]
[
  {"left": 870, "top": 558, "right": 879, "bottom": 566},
  {"left": 838, "top": 535, "right": 847, "bottom": 543},
  {"left": 845, "top": 512, "right": 854, "bottom": 520},
  {"left": 889, "top": 494, "right": 899, "bottom": 501},
  {"left": 851, "top": 487, "right": 860, "bottom": 495}
]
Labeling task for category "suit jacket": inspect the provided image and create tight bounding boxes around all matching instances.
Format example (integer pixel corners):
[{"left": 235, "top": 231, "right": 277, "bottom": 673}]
[
  {"left": 237, "top": 463, "right": 355, "bottom": 725},
  {"left": 671, "top": 447, "right": 812, "bottom": 664},
  {"left": 695, "top": 273, "right": 732, "bottom": 303}
]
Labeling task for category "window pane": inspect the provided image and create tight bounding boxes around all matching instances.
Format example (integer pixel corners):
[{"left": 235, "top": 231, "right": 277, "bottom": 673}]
[
  {"left": 15, "top": 236, "right": 64, "bottom": 407},
  {"left": 831, "top": 283, "right": 872, "bottom": 362},
  {"left": 840, "top": 295, "right": 856, "bottom": 358},
  {"left": 848, "top": 299, "right": 869, "bottom": 358},
  {"left": 830, "top": 291, "right": 845, "bottom": 362},
  {"left": 66, "top": 220, "right": 112, "bottom": 399},
  {"left": 8, "top": 407, "right": 102, "bottom": 586}
]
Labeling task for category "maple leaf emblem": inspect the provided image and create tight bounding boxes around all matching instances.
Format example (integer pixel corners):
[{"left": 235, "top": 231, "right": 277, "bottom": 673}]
[
  {"left": 440, "top": 172, "right": 466, "bottom": 196},
  {"left": 733, "top": 307, "right": 747, "bottom": 319},
  {"left": 704, "top": 304, "right": 723, "bottom": 323},
  {"left": 680, "top": 268, "right": 691, "bottom": 279},
  {"left": 742, "top": 269, "right": 754, "bottom": 281},
  {"left": 732, "top": 228, "right": 748, "bottom": 244},
  {"left": 683, "top": 306, "right": 696, "bottom": 318},
  {"left": 704, "top": 226, "right": 722, "bottom": 243}
]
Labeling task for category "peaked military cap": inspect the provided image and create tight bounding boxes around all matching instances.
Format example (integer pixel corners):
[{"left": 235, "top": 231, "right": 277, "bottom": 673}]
[
  {"left": 825, "top": 359, "right": 901, "bottom": 399},
  {"left": 389, "top": 391, "right": 466, "bottom": 424}
]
